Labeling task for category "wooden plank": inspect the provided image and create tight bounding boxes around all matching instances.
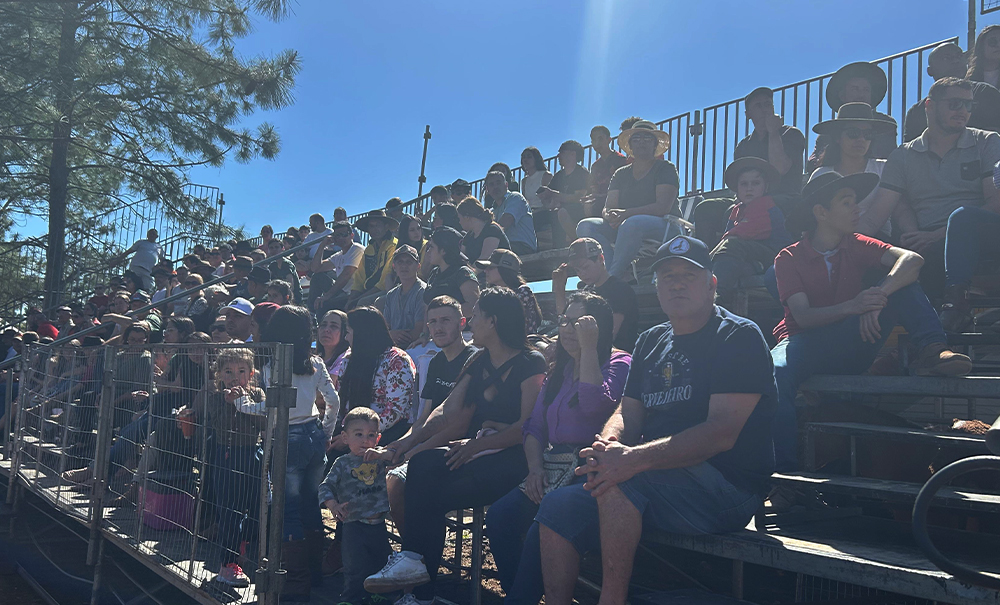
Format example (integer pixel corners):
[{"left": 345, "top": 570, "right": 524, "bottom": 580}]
[
  {"left": 801, "top": 375, "right": 1000, "bottom": 399},
  {"left": 772, "top": 471, "right": 1000, "bottom": 512},
  {"left": 645, "top": 517, "right": 1000, "bottom": 605},
  {"left": 806, "top": 422, "right": 988, "bottom": 449}
]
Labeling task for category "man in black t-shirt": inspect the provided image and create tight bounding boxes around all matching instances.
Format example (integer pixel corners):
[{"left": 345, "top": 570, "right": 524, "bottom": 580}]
[
  {"left": 735, "top": 87, "right": 806, "bottom": 196},
  {"left": 265, "top": 237, "right": 302, "bottom": 304},
  {"left": 537, "top": 236, "right": 776, "bottom": 605},
  {"left": 552, "top": 238, "right": 638, "bottom": 352},
  {"left": 537, "top": 140, "right": 591, "bottom": 248},
  {"left": 576, "top": 120, "right": 682, "bottom": 278}
]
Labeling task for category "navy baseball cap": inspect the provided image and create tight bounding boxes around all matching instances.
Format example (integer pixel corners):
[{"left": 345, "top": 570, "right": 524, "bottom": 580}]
[{"left": 650, "top": 236, "right": 713, "bottom": 272}]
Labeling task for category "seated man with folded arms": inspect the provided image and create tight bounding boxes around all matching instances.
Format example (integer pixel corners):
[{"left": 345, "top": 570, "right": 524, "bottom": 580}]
[
  {"left": 771, "top": 172, "right": 971, "bottom": 474},
  {"left": 710, "top": 157, "right": 792, "bottom": 307},
  {"left": 576, "top": 121, "right": 681, "bottom": 278},
  {"left": 537, "top": 236, "right": 777, "bottom": 605},
  {"left": 858, "top": 77, "right": 1000, "bottom": 331}
]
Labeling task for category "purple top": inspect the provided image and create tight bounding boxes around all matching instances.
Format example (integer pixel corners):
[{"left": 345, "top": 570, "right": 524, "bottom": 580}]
[{"left": 523, "top": 350, "right": 632, "bottom": 448}]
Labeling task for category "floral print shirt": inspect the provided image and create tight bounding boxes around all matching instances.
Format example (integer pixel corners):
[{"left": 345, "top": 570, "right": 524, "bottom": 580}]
[{"left": 362, "top": 347, "right": 416, "bottom": 432}]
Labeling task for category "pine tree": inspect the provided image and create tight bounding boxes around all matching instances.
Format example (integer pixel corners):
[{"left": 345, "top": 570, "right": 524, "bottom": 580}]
[{"left": 0, "top": 0, "right": 300, "bottom": 306}]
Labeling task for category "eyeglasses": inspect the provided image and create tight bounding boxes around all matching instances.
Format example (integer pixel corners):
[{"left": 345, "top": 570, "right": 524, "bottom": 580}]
[
  {"left": 556, "top": 315, "right": 581, "bottom": 328},
  {"left": 843, "top": 128, "right": 874, "bottom": 140},
  {"left": 945, "top": 98, "right": 977, "bottom": 112},
  {"left": 210, "top": 325, "right": 226, "bottom": 333}
]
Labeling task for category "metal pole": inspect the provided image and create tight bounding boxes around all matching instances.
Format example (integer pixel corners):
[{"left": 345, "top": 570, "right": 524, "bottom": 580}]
[
  {"left": 689, "top": 110, "right": 702, "bottom": 195},
  {"left": 217, "top": 193, "right": 226, "bottom": 236},
  {"left": 87, "top": 345, "right": 117, "bottom": 565},
  {"left": 970, "top": 0, "right": 978, "bottom": 51},
  {"left": 261, "top": 343, "right": 296, "bottom": 605},
  {"left": 3, "top": 363, "right": 13, "bottom": 458},
  {"left": 417, "top": 125, "right": 432, "bottom": 198},
  {"left": 89, "top": 534, "right": 105, "bottom": 605}
]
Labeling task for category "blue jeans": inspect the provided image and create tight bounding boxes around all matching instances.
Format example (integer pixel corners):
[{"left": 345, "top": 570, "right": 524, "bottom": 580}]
[
  {"left": 210, "top": 444, "right": 263, "bottom": 565},
  {"left": 108, "top": 411, "right": 150, "bottom": 477},
  {"left": 282, "top": 420, "right": 327, "bottom": 541},
  {"left": 770, "top": 282, "right": 946, "bottom": 472},
  {"left": 535, "top": 463, "right": 759, "bottom": 556},
  {"left": 576, "top": 215, "right": 683, "bottom": 278},
  {"left": 944, "top": 205, "right": 1000, "bottom": 287},
  {"left": 485, "top": 488, "right": 540, "bottom": 603}
]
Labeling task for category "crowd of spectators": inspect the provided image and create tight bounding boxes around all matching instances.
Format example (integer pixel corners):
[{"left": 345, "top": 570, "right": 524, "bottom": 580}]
[{"left": 7, "top": 33, "right": 1000, "bottom": 605}]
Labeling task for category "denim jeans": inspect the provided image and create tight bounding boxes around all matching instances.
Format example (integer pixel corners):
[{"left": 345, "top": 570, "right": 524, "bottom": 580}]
[
  {"left": 770, "top": 282, "right": 946, "bottom": 472},
  {"left": 341, "top": 521, "right": 391, "bottom": 604},
  {"left": 210, "top": 444, "right": 263, "bottom": 565},
  {"left": 576, "top": 215, "right": 683, "bottom": 278},
  {"left": 944, "top": 205, "right": 1000, "bottom": 287},
  {"left": 484, "top": 488, "right": 539, "bottom": 601},
  {"left": 282, "top": 420, "right": 327, "bottom": 541}
]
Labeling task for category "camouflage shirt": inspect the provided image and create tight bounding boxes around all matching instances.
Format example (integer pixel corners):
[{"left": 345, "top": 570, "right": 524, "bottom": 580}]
[{"left": 318, "top": 453, "right": 389, "bottom": 524}]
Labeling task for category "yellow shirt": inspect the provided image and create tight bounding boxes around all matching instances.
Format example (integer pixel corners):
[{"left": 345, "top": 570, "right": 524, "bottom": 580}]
[{"left": 354, "top": 235, "right": 397, "bottom": 293}]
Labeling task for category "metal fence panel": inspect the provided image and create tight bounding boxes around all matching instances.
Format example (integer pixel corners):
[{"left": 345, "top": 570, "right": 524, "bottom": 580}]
[{"left": 11, "top": 342, "right": 289, "bottom": 604}]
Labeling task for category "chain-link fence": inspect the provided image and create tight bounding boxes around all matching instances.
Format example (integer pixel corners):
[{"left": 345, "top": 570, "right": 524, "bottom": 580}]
[{"left": 8, "top": 341, "right": 293, "bottom": 605}]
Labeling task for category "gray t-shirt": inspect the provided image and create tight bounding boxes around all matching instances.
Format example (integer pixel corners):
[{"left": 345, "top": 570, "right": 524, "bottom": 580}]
[
  {"left": 383, "top": 279, "right": 427, "bottom": 331},
  {"left": 879, "top": 127, "right": 1000, "bottom": 230},
  {"left": 318, "top": 452, "right": 389, "bottom": 524}
]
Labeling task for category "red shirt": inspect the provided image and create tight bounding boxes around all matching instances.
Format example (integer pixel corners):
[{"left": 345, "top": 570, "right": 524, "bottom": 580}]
[
  {"left": 773, "top": 233, "right": 892, "bottom": 342},
  {"left": 34, "top": 321, "right": 59, "bottom": 340}
]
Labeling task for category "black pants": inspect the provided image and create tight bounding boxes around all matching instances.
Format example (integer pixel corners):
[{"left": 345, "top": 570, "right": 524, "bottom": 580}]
[
  {"left": 403, "top": 446, "right": 528, "bottom": 600},
  {"left": 342, "top": 521, "right": 392, "bottom": 604}
]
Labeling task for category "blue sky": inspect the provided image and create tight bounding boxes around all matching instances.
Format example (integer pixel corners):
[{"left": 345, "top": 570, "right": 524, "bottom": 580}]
[{"left": 184, "top": 0, "right": 992, "bottom": 231}]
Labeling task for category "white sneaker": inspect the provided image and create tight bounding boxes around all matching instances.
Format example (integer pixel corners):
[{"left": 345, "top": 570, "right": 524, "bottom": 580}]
[
  {"left": 394, "top": 593, "right": 433, "bottom": 605},
  {"left": 364, "top": 551, "right": 430, "bottom": 593}
]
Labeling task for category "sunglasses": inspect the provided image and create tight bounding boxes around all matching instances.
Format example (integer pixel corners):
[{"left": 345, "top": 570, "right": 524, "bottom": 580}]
[
  {"left": 210, "top": 325, "right": 226, "bottom": 333},
  {"left": 629, "top": 133, "right": 658, "bottom": 143},
  {"left": 556, "top": 315, "right": 581, "bottom": 328},
  {"left": 843, "top": 128, "right": 875, "bottom": 141},
  {"left": 945, "top": 98, "right": 977, "bottom": 112},
  {"left": 184, "top": 281, "right": 200, "bottom": 287}
]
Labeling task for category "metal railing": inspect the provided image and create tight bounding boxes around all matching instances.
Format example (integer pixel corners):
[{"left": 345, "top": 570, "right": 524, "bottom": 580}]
[
  {"left": 6, "top": 341, "right": 296, "bottom": 605},
  {"left": 308, "top": 38, "right": 953, "bottom": 248}
]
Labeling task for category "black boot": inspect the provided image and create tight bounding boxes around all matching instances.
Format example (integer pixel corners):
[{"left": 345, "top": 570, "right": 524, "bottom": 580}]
[
  {"left": 939, "top": 284, "right": 973, "bottom": 333},
  {"left": 305, "top": 529, "right": 325, "bottom": 586},
  {"left": 279, "top": 539, "right": 311, "bottom": 602}
]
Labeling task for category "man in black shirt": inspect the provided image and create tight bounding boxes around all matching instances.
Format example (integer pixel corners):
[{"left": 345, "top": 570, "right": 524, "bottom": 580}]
[
  {"left": 537, "top": 140, "right": 591, "bottom": 248},
  {"left": 735, "top": 87, "right": 806, "bottom": 195},
  {"left": 538, "top": 236, "right": 776, "bottom": 605},
  {"left": 265, "top": 238, "right": 302, "bottom": 304},
  {"left": 552, "top": 238, "right": 638, "bottom": 352}
]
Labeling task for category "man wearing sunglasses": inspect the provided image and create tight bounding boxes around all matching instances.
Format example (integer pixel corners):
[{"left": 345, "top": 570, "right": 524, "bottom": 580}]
[
  {"left": 860, "top": 77, "right": 1000, "bottom": 331},
  {"left": 825, "top": 62, "right": 898, "bottom": 159}
]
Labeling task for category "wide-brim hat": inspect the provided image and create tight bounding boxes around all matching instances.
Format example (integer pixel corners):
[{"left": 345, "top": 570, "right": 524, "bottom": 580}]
[
  {"left": 785, "top": 171, "right": 880, "bottom": 234},
  {"left": 618, "top": 120, "right": 670, "bottom": 157},
  {"left": 826, "top": 62, "right": 888, "bottom": 111},
  {"left": 355, "top": 209, "right": 400, "bottom": 234},
  {"left": 812, "top": 102, "right": 897, "bottom": 135},
  {"left": 723, "top": 157, "right": 780, "bottom": 192}
]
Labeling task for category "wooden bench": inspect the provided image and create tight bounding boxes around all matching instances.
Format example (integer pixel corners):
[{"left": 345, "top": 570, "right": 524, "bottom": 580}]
[{"left": 644, "top": 515, "right": 1000, "bottom": 605}]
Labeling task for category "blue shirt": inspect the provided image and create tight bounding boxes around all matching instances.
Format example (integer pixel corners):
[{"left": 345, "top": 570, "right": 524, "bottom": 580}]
[
  {"left": 494, "top": 191, "right": 537, "bottom": 252},
  {"left": 624, "top": 306, "right": 777, "bottom": 494}
]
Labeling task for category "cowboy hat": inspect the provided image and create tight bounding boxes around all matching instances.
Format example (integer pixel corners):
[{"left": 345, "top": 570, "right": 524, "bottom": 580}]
[
  {"left": 474, "top": 248, "right": 521, "bottom": 272},
  {"left": 618, "top": 120, "right": 670, "bottom": 157},
  {"left": 812, "top": 103, "right": 897, "bottom": 135},
  {"left": 785, "top": 171, "right": 880, "bottom": 234},
  {"left": 826, "top": 62, "right": 888, "bottom": 111},
  {"left": 355, "top": 209, "right": 400, "bottom": 234},
  {"left": 723, "top": 157, "right": 780, "bottom": 192}
]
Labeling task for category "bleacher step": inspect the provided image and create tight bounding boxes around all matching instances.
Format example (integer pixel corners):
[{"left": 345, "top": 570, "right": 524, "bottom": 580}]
[
  {"left": 806, "top": 422, "right": 988, "bottom": 451},
  {"left": 800, "top": 375, "right": 1000, "bottom": 399},
  {"left": 646, "top": 516, "right": 1000, "bottom": 605},
  {"left": 772, "top": 471, "right": 1000, "bottom": 512}
]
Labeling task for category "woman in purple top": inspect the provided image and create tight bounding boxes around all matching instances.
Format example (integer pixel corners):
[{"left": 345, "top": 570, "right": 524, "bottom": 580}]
[{"left": 485, "top": 291, "right": 631, "bottom": 602}]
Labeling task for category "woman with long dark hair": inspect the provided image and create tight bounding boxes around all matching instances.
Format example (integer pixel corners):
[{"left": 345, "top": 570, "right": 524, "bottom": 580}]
[
  {"left": 476, "top": 249, "right": 542, "bottom": 334},
  {"left": 240, "top": 305, "right": 340, "bottom": 601},
  {"left": 316, "top": 309, "right": 350, "bottom": 388},
  {"left": 338, "top": 306, "right": 416, "bottom": 444},
  {"left": 364, "top": 287, "right": 546, "bottom": 604},
  {"left": 484, "top": 292, "right": 630, "bottom": 601},
  {"left": 396, "top": 214, "right": 426, "bottom": 252},
  {"left": 423, "top": 227, "right": 480, "bottom": 318},
  {"left": 968, "top": 25, "right": 1000, "bottom": 87},
  {"left": 457, "top": 197, "right": 510, "bottom": 262}
]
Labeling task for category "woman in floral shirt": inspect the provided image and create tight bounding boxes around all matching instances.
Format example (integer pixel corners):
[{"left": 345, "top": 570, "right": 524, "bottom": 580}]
[{"left": 338, "top": 306, "right": 416, "bottom": 444}]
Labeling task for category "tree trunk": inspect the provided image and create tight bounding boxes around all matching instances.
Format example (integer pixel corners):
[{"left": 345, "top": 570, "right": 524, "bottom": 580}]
[{"left": 43, "top": 2, "right": 79, "bottom": 310}]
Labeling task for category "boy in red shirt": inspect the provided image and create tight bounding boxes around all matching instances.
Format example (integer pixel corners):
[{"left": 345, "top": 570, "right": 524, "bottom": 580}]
[
  {"left": 770, "top": 172, "right": 970, "bottom": 473},
  {"left": 711, "top": 157, "right": 792, "bottom": 306}
]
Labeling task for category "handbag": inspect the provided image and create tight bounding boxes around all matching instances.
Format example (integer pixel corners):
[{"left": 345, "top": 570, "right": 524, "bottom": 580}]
[{"left": 519, "top": 447, "right": 581, "bottom": 497}]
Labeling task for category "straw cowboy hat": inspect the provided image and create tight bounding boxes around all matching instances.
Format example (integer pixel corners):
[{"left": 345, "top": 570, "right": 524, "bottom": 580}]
[
  {"left": 812, "top": 102, "right": 897, "bottom": 135},
  {"left": 723, "top": 157, "right": 780, "bottom": 192},
  {"left": 355, "top": 209, "right": 400, "bottom": 234},
  {"left": 826, "top": 62, "right": 888, "bottom": 111},
  {"left": 618, "top": 120, "right": 671, "bottom": 157}
]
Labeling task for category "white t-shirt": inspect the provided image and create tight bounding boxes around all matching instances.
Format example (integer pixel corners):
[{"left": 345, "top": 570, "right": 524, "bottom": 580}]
[
  {"left": 303, "top": 228, "right": 333, "bottom": 259},
  {"left": 244, "top": 357, "right": 341, "bottom": 438},
  {"left": 330, "top": 242, "right": 365, "bottom": 294},
  {"left": 811, "top": 158, "right": 888, "bottom": 236},
  {"left": 129, "top": 240, "right": 162, "bottom": 274},
  {"left": 521, "top": 170, "right": 549, "bottom": 210}
]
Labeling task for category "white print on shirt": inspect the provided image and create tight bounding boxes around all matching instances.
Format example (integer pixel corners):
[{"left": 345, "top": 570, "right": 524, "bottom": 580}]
[{"left": 642, "top": 350, "right": 693, "bottom": 409}]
